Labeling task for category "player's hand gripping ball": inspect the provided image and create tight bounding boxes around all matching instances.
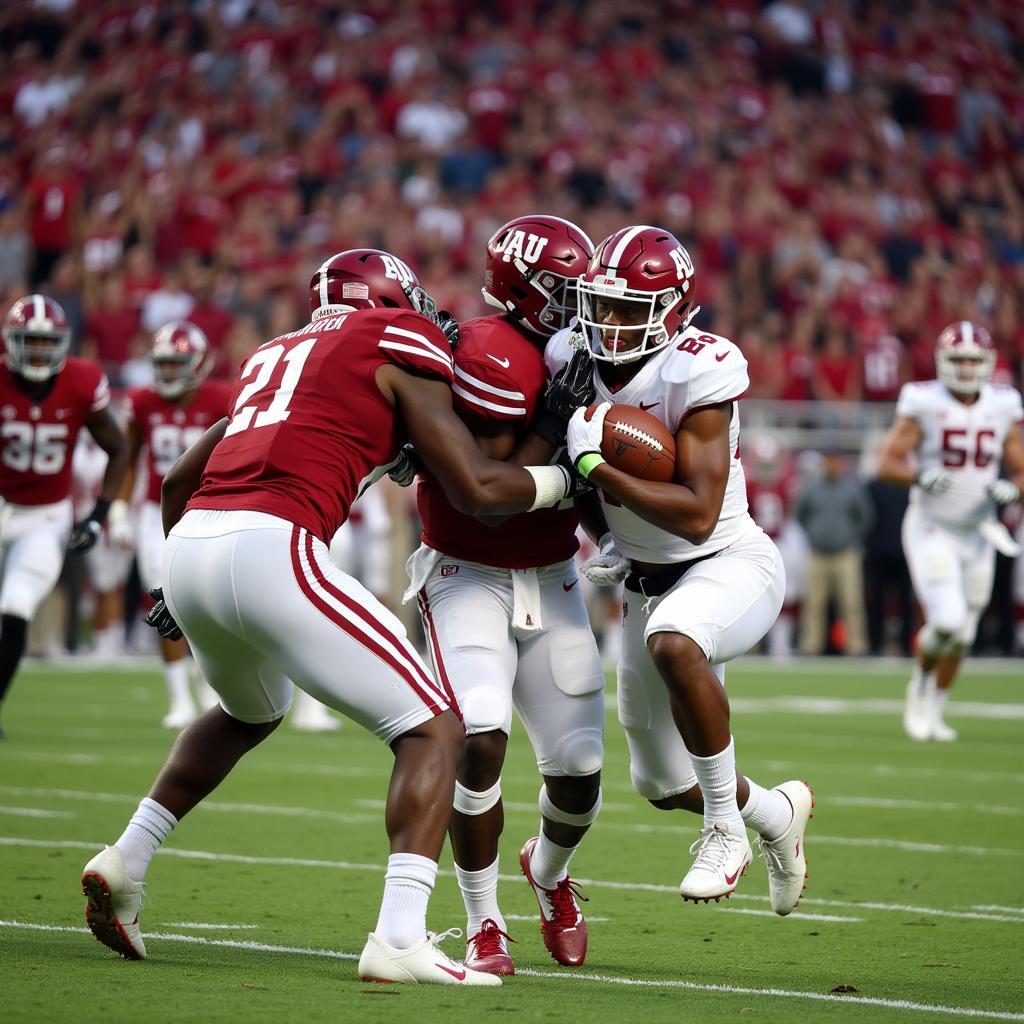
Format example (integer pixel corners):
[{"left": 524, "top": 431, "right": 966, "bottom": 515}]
[{"left": 600, "top": 403, "right": 676, "bottom": 482}]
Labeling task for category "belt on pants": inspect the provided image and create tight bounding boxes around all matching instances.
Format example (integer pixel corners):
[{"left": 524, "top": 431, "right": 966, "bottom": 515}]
[{"left": 623, "top": 548, "right": 721, "bottom": 599}]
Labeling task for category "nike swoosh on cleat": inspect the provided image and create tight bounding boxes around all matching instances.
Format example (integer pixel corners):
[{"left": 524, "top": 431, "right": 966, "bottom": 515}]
[
  {"left": 435, "top": 963, "right": 467, "bottom": 981},
  {"left": 724, "top": 866, "right": 741, "bottom": 885},
  {"left": 486, "top": 354, "right": 511, "bottom": 368},
  {"left": 715, "top": 352, "right": 729, "bottom": 362},
  {"left": 563, "top": 580, "right": 578, "bottom": 591}
]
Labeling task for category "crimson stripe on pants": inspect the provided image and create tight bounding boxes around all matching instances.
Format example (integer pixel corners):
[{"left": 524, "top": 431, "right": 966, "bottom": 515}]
[
  {"left": 417, "top": 589, "right": 463, "bottom": 722},
  {"left": 289, "top": 526, "right": 444, "bottom": 716},
  {"left": 302, "top": 530, "right": 447, "bottom": 704}
]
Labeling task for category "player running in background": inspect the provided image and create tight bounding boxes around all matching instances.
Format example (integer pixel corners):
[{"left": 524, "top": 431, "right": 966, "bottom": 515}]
[
  {"left": 402, "top": 215, "right": 601, "bottom": 973},
  {"left": 111, "top": 321, "right": 233, "bottom": 727},
  {"left": 0, "top": 295, "right": 127, "bottom": 736},
  {"left": 878, "top": 321, "right": 1024, "bottom": 741},
  {"left": 79, "top": 249, "right": 579, "bottom": 987},
  {"left": 552, "top": 226, "right": 812, "bottom": 913}
]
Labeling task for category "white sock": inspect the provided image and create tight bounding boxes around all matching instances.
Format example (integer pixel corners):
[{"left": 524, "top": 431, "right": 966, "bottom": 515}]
[
  {"left": 375, "top": 853, "right": 437, "bottom": 949},
  {"left": 455, "top": 858, "right": 504, "bottom": 936},
  {"left": 689, "top": 738, "right": 743, "bottom": 830},
  {"left": 115, "top": 797, "right": 178, "bottom": 880},
  {"left": 164, "top": 660, "right": 192, "bottom": 706},
  {"left": 934, "top": 688, "right": 950, "bottom": 715},
  {"left": 529, "top": 831, "right": 578, "bottom": 896},
  {"left": 740, "top": 779, "right": 793, "bottom": 841}
]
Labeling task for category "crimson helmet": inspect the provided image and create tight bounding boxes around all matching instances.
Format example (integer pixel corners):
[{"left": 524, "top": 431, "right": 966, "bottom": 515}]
[
  {"left": 935, "top": 320, "right": 995, "bottom": 394},
  {"left": 151, "top": 320, "right": 210, "bottom": 399},
  {"left": 2, "top": 294, "right": 72, "bottom": 381},
  {"left": 310, "top": 249, "right": 436, "bottom": 322},
  {"left": 481, "top": 214, "right": 595, "bottom": 336},
  {"left": 577, "top": 225, "right": 699, "bottom": 363}
]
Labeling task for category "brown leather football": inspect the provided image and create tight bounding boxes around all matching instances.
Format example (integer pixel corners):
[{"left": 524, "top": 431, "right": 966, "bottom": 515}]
[{"left": 600, "top": 403, "right": 677, "bottom": 482}]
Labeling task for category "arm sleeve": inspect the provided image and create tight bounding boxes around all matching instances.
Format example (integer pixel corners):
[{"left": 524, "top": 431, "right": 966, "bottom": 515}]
[
  {"left": 376, "top": 310, "right": 454, "bottom": 384},
  {"left": 452, "top": 356, "right": 529, "bottom": 421},
  {"left": 683, "top": 343, "right": 750, "bottom": 414}
]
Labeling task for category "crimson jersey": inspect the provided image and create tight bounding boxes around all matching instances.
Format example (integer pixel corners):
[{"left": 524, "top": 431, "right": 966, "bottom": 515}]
[
  {"left": 418, "top": 315, "right": 580, "bottom": 569},
  {"left": 126, "top": 379, "right": 234, "bottom": 503},
  {"left": 0, "top": 357, "right": 110, "bottom": 505},
  {"left": 746, "top": 477, "right": 795, "bottom": 541},
  {"left": 189, "top": 309, "right": 454, "bottom": 542}
]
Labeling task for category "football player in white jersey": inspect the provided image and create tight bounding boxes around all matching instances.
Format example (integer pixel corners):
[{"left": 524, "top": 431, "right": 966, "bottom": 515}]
[
  {"left": 878, "top": 321, "right": 1024, "bottom": 741},
  {"left": 549, "top": 226, "right": 812, "bottom": 912}
]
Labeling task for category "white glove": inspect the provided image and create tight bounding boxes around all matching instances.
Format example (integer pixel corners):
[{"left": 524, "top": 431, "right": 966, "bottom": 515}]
[
  {"left": 916, "top": 468, "right": 952, "bottom": 495},
  {"left": 986, "top": 479, "right": 1020, "bottom": 506},
  {"left": 580, "top": 532, "right": 629, "bottom": 586},
  {"left": 106, "top": 499, "right": 133, "bottom": 548},
  {"left": 566, "top": 402, "right": 610, "bottom": 479}
]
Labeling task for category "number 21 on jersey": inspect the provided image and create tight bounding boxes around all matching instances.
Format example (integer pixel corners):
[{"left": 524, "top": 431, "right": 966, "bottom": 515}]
[{"left": 224, "top": 338, "right": 317, "bottom": 438}]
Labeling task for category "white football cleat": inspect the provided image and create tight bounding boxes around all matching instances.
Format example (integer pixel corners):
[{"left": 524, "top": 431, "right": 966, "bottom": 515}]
[
  {"left": 931, "top": 717, "right": 958, "bottom": 742},
  {"left": 162, "top": 701, "right": 198, "bottom": 731},
  {"left": 902, "top": 672, "right": 934, "bottom": 742},
  {"left": 81, "top": 845, "right": 146, "bottom": 960},
  {"left": 679, "top": 822, "right": 751, "bottom": 903},
  {"left": 358, "top": 929, "right": 500, "bottom": 986},
  {"left": 755, "top": 780, "right": 814, "bottom": 916}
]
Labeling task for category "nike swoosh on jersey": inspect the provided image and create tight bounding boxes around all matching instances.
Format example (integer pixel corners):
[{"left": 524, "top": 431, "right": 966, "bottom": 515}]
[
  {"left": 638, "top": 400, "right": 660, "bottom": 411},
  {"left": 715, "top": 352, "right": 729, "bottom": 362},
  {"left": 486, "top": 354, "right": 511, "bottom": 368}
]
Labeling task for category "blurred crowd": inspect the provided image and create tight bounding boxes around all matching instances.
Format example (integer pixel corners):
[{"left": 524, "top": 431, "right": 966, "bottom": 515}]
[
  {"left": 1, "top": 0, "right": 1023, "bottom": 398},
  {"left": 3, "top": 0, "right": 1024, "bottom": 657}
]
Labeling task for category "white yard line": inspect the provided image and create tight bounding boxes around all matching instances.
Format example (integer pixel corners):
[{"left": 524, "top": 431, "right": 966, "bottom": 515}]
[
  {"left": 825, "top": 796, "right": 1024, "bottom": 817},
  {"left": 2, "top": 835, "right": 1020, "bottom": 925},
  {"left": 726, "top": 697, "right": 1024, "bottom": 720},
  {"left": 1, "top": 918, "right": 1020, "bottom": 1021},
  {"left": 971, "top": 905, "right": 1024, "bottom": 915},
  {"left": 166, "top": 922, "right": 260, "bottom": 930},
  {"left": 0, "top": 806, "right": 73, "bottom": 819}
]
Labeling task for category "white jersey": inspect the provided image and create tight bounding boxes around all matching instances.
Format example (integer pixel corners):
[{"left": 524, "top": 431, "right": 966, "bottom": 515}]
[
  {"left": 897, "top": 380, "right": 1023, "bottom": 530},
  {"left": 546, "top": 326, "right": 753, "bottom": 563}
]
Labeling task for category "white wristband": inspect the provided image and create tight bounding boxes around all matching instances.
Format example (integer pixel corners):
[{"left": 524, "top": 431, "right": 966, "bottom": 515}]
[{"left": 525, "top": 464, "right": 571, "bottom": 511}]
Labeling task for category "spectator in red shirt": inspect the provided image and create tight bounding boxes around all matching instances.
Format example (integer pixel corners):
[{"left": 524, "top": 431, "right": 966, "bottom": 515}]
[
  {"left": 779, "top": 312, "right": 818, "bottom": 402},
  {"left": 84, "top": 273, "right": 140, "bottom": 382},
  {"left": 813, "top": 322, "right": 861, "bottom": 404},
  {"left": 24, "top": 146, "right": 83, "bottom": 287}
]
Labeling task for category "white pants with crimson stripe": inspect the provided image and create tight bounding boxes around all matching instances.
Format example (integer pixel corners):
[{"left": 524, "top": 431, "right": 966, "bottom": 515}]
[{"left": 163, "top": 509, "right": 453, "bottom": 742}]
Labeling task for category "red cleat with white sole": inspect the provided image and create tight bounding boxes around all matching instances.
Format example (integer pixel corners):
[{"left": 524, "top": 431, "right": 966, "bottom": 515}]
[
  {"left": 755, "top": 779, "right": 814, "bottom": 915},
  {"left": 465, "top": 918, "right": 515, "bottom": 976},
  {"left": 519, "top": 837, "right": 589, "bottom": 966}
]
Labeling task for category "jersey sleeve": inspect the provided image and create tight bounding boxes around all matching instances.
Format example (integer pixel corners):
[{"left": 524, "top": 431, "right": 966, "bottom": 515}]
[
  {"left": 895, "top": 382, "right": 928, "bottom": 422},
  {"left": 89, "top": 367, "right": 111, "bottom": 412},
  {"left": 664, "top": 339, "right": 748, "bottom": 428},
  {"left": 1003, "top": 386, "right": 1024, "bottom": 424},
  {"left": 375, "top": 310, "right": 454, "bottom": 384},
  {"left": 544, "top": 327, "right": 574, "bottom": 378},
  {"left": 451, "top": 321, "right": 532, "bottom": 422}
]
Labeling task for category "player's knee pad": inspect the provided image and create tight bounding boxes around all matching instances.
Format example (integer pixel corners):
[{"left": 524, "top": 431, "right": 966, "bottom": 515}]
[
  {"left": 454, "top": 778, "right": 501, "bottom": 816},
  {"left": 460, "top": 686, "right": 511, "bottom": 735},
  {"left": 916, "top": 623, "right": 956, "bottom": 659},
  {"left": 539, "top": 783, "right": 602, "bottom": 827},
  {"left": 551, "top": 726, "right": 604, "bottom": 777}
]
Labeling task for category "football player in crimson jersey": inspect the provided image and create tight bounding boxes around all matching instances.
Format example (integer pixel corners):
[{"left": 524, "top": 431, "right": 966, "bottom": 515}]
[
  {"left": 555, "top": 226, "right": 812, "bottom": 913},
  {"left": 80, "top": 249, "right": 582, "bottom": 987},
  {"left": 878, "top": 321, "right": 1024, "bottom": 742},
  {"left": 110, "top": 321, "right": 234, "bottom": 730},
  {"left": 0, "top": 295, "right": 128, "bottom": 737},
  {"left": 397, "top": 214, "right": 601, "bottom": 973}
]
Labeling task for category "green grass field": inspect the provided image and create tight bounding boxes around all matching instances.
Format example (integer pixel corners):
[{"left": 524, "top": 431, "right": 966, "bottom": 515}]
[{"left": 1, "top": 658, "right": 1022, "bottom": 1023}]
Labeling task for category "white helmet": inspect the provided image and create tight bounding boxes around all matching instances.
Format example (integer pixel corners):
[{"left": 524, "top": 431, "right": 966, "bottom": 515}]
[{"left": 935, "top": 321, "right": 996, "bottom": 394}]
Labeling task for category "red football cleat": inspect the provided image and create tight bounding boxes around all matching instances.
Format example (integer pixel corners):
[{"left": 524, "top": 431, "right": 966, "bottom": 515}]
[
  {"left": 465, "top": 918, "right": 515, "bottom": 976},
  {"left": 519, "top": 837, "right": 589, "bottom": 967}
]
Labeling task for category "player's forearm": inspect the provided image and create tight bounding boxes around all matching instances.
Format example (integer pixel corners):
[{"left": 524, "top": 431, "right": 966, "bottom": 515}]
[
  {"left": 161, "top": 417, "right": 227, "bottom": 535},
  {"left": 97, "top": 439, "right": 130, "bottom": 504},
  {"left": 588, "top": 463, "right": 721, "bottom": 545},
  {"left": 577, "top": 489, "right": 609, "bottom": 546},
  {"left": 876, "top": 454, "right": 917, "bottom": 488},
  {"left": 507, "top": 431, "right": 558, "bottom": 468}
]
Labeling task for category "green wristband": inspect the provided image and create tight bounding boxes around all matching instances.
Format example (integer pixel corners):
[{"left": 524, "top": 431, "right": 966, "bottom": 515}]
[{"left": 576, "top": 452, "right": 606, "bottom": 479}]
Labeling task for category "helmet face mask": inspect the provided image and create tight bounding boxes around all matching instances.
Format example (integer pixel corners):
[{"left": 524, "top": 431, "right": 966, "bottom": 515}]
[
  {"left": 481, "top": 215, "right": 594, "bottom": 336},
  {"left": 310, "top": 249, "right": 438, "bottom": 324},
  {"left": 150, "top": 321, "right": 209, "bottom": 399},
  {"left": 577, "top": 226, "right": 698, "bottom": 364},
  {"left": 2, "top": 294, "right": 71, "bottom": 382},
  {"left": 935, "top": 321, "right": 995, "bottom": 395}
]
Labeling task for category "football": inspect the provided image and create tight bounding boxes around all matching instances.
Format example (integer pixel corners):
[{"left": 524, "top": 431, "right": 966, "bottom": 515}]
[{"left": 600, "top": 403, "right": 677, "bottom": 482}]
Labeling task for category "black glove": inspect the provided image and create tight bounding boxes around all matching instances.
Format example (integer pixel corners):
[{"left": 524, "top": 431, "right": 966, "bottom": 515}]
[
  {"left": 435, "top": 310, "right": 459, "bottom": 351},
  {"left": 146, "top": 586, "right": 183, "bottom": 641},
  {"left": 67, "top": 498, "right": 111, "bottom": 554},
  {"left": 556, "top": 447, "right": 594, "bottom": 501},
  {"left": 388, "top": 443, "right": 422, "bottom": 487},
  {"left": 533, "top": 345, "right": 596, "bottom": 446}
]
